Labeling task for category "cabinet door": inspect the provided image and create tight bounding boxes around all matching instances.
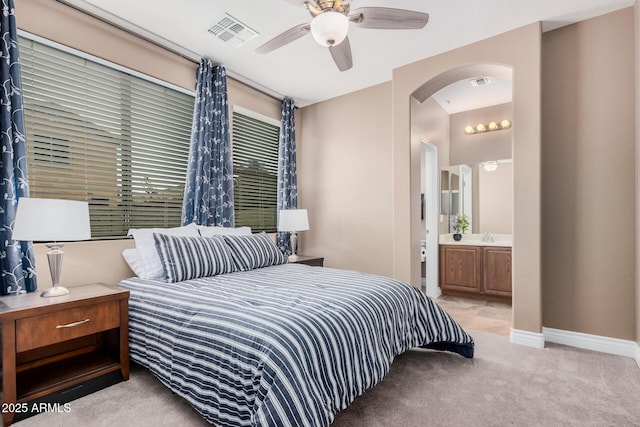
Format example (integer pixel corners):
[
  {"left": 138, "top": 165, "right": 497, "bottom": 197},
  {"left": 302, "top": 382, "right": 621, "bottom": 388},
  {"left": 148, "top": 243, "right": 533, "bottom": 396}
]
[
  {"left": 483, "top": 247, "right": 512, "bottom": 297},
  {"left": 439, "top": 246, "right": 482, "bottom": 293}
]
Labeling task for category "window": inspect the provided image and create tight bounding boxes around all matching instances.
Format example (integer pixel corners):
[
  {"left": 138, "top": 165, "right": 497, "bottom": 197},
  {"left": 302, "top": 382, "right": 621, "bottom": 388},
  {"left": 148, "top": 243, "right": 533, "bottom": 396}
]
[
  {"left": 19, "top": 35, "right": 194, "bottom": 239},
  {"left": 232, "top": 108, "right": 280, "bottom": 232}
]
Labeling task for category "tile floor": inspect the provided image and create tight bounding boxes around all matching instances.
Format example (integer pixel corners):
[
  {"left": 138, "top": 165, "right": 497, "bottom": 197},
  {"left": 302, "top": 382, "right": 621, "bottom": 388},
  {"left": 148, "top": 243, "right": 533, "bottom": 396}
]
[{"left": 435, "top": 295, "right": 512, "bottom": 336}]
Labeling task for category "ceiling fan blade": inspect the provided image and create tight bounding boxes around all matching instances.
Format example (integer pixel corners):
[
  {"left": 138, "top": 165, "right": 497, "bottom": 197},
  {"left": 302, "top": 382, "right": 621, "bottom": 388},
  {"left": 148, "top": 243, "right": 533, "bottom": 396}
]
[
  {"left": 350, "top": 7, "right": 429, "bottom": 30},
  {"left": 329, "top": 37, "right": 353, "bottom": 72},
  {"left": 256, "top": 23, "right": 311, "bottom": 54}
]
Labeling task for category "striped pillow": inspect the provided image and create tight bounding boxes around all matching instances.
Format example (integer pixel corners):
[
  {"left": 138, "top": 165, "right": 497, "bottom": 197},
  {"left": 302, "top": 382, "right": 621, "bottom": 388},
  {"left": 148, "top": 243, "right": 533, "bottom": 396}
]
[
  {"left": 153, "top": 234, "right": 236, "bottom": 282},
  {"left": 223, "top": 233, "right": 287, "bottom": 271}
]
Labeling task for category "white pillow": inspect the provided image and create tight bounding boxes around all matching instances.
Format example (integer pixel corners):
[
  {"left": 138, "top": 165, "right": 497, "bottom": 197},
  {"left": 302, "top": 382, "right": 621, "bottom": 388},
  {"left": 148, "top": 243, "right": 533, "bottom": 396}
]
[
  {"left": 198, "top": 225, "right": 252, "bottom": 238},
  {"left": 122, "top": 248, "right": 145, "bottom": 277},
  {"left": 128, "top": 223, "right": 200, "bottom": 279}
]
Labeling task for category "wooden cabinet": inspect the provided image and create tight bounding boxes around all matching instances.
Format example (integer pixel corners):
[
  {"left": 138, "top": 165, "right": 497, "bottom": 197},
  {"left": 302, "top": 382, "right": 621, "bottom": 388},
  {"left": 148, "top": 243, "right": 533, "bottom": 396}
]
[
  {"left": 0, "top": 284, "right": 129, "bottom": 426},
  {"left": 483, "top": 247, "right": 512, "bottom": 297},
  {"left": 439, "top": 246, "right": 482, "bottom": 293},
  {"left": 290, "top": 255, "right": 324, "bottom": 267},
  {"left": 440, "top": 245, "right": 512, "bottom": 301}
]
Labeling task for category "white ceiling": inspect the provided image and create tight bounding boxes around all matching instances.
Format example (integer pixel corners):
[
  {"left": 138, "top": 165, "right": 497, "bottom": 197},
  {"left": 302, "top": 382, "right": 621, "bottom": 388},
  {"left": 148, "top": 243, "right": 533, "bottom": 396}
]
[
  {"left": 61, "top": 0, "right": 632, "bottom": 109},
  {"left": 432, "top": 72, "right": 513, "bottom": 115}
]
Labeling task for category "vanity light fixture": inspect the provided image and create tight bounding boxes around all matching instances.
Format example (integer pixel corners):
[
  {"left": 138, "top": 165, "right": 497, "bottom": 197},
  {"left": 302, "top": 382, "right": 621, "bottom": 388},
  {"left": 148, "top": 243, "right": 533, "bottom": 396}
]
[{"left": 465, "top": 119, "right": 512, "bottom": 135}]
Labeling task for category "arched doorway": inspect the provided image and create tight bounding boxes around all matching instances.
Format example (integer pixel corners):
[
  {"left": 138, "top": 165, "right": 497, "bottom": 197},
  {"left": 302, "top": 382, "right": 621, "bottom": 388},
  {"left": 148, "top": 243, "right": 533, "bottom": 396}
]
[
  {"left": 389, "top": 23, "right": 543, "bottom": 347},
  {"left": 414, "top": 64, "right": 513, "bottom": 333}
]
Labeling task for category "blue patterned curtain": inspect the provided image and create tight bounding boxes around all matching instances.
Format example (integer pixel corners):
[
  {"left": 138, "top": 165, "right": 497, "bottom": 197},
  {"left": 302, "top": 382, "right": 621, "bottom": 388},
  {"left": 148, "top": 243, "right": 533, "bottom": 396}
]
[
  {"left": 276, "top": 97, "right": 297, "bottom": 255},
  {"left": 0, "top": 0, "right": 37, "bottom": 295},
  {"left": 181, "top": 60, "right": 234, "bottom": 226}
]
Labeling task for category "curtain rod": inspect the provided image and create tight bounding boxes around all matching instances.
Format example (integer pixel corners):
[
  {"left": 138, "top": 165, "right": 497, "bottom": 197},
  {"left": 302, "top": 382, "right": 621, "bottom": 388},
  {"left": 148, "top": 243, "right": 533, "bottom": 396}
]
[{"left": 53, "top": 0, "right": 286, "bottom": 104}]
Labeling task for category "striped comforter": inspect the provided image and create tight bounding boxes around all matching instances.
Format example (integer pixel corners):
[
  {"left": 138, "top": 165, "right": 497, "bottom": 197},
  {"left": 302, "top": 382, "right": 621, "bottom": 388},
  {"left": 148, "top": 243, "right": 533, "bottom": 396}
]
[{"left": 119, "top": 263, "right": 474, "bottom": 426}]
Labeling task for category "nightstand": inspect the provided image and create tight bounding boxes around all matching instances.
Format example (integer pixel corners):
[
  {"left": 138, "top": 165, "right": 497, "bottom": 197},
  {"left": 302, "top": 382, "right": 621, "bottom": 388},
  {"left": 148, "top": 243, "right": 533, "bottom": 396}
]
[
  {"left": 289, "top": 255, "right": 324, "bottom": 267},
  {"left": 0, "top": 284, "right": 129, "bottom": 426}
]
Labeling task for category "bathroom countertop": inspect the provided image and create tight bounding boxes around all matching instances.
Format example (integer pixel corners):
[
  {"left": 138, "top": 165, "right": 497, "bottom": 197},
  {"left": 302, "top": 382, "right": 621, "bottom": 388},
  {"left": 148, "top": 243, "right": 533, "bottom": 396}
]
[{"left": 439, "top": 233, "right": 512, "bottom": 247}]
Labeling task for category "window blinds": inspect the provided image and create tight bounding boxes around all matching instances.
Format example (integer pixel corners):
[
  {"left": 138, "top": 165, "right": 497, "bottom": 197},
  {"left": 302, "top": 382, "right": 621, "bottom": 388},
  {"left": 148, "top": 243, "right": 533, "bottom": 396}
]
[
  {"left": 18, "top": 36, "right": 194, "bottom": 239},
  {"left": 232, "top": 111, "right": 280, "bottom": 232}
]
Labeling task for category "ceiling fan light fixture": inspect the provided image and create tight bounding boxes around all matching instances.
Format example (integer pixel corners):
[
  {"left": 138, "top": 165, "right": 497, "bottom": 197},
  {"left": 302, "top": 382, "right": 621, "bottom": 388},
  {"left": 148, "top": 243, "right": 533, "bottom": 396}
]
[{"left": 310, "top": 11, "right": 349, "bottom": 47}]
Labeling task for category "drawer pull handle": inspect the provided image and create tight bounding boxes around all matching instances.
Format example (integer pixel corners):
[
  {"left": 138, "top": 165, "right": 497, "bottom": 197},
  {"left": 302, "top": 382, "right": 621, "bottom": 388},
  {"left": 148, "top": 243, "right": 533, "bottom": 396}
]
[{"left": 56, "top": 319, "right": 90, "bottom": 329}]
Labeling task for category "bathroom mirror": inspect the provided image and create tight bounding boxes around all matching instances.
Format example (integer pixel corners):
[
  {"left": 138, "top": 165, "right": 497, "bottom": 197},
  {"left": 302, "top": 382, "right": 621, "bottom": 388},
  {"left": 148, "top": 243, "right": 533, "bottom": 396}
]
[{"left": 440, "top": 159, "right": 512, "bottom": 234}]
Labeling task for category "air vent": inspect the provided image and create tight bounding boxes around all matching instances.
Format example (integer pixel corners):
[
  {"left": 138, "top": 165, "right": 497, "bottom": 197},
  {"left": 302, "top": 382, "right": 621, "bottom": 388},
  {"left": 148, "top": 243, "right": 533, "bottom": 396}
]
[
  {"left": 469, "top": 76, "right": 492, "bottom": 87},
  {"left": 208, "top": 14, "right": 259, "bottom": 47}
]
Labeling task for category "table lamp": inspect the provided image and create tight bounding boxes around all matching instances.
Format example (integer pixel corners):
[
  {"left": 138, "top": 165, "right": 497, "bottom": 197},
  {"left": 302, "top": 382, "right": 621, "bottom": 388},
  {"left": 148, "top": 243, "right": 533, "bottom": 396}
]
[
  {"left": 12, "top": 198, "right": 91, "bottom": 297},
  {"left": 278, "top": 209, "right": 309, "bottom": 261}
]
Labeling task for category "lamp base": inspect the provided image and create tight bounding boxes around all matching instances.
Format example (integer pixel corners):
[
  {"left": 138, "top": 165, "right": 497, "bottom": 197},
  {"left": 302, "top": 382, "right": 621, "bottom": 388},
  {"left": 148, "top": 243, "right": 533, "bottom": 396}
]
[
  {"left": 289, "top": 232, "right": 299, "bottom": 259},
  {"left": 42, "top": 243, "right": 68, "bottom": 298},
  {"left": 40, "top": 285, "right": 70, "bottom": 298}
]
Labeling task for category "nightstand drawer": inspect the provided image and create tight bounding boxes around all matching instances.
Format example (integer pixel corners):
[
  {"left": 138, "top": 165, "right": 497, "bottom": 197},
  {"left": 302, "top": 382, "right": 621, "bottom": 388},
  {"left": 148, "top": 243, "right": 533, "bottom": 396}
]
[{"left": 15, "top": 300, "right": 120, "bottom": 352}]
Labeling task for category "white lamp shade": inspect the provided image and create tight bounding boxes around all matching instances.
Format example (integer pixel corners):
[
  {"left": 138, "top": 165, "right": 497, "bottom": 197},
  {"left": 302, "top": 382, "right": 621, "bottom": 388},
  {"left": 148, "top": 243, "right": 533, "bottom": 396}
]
[
  {"left": 310, "top": 11, "right": 349, "bottom": 47},
  {"left": 278, "top": 209, "right": 309, "bottom": 232},
  {"left": 13, "top": 198, "right": 91, "bottom": 242}
]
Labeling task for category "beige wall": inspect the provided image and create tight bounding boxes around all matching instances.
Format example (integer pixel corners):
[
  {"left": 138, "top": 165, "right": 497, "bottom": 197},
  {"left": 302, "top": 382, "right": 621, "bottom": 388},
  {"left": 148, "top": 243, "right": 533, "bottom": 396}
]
[
  {"left": 636, "top": 1, "right": 640, "bottom": 350},
  {"left": 449, "top": 103, "right": 513, "bottom": 166},
  {"left": 416, "top": 98, "right": 450, "bottom": 168},
  {"left": 542, "top": 8, "right": 636, "bottom": 340},
  {"left": 393, "top": 24, "right": 542, "bottom": 333},
  {"left": 299, "top": 82, "right": 394, "bottom": 277},
  {"left": 228, "top": 78, "right": 283, "bottom": 122},
  {"left": 33, "top": 240, "right": 135, "bottom": 288}
]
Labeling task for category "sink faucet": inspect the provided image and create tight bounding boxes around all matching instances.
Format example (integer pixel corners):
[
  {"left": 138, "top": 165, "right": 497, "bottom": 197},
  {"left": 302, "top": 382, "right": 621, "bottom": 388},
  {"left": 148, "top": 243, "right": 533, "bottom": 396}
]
[{"left": 482, "top": 232, "right": 494, "bottom": 242}]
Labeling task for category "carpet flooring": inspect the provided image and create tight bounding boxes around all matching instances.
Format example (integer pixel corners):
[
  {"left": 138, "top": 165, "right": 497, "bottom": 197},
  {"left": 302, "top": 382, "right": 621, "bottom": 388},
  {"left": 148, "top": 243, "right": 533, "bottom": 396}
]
[{"left": 14, "top": 330, "right": 640, "bottom": 427}]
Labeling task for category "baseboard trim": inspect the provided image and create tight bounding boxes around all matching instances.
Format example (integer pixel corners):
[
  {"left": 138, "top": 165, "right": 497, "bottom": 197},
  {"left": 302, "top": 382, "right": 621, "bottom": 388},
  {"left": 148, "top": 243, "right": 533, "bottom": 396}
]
[
  {"left": 510, "top": 328, "right": 545, "bottom": 349},
  {"left": 543, "top": 327, "right": 638, "bottom": 359}
]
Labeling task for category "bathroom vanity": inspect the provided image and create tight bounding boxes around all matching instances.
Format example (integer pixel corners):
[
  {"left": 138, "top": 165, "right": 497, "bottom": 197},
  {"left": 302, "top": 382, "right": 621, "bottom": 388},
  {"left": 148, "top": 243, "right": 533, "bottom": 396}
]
[{"left": 439, "top": 234, "right": 512, "bottom": 301}]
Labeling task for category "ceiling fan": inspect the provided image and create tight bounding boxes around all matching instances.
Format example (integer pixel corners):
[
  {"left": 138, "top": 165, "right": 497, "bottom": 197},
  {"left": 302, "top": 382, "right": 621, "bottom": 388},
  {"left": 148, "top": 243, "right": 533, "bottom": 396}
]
[{"left": 255, "top": 0, "right": 429, "bottom": 72}]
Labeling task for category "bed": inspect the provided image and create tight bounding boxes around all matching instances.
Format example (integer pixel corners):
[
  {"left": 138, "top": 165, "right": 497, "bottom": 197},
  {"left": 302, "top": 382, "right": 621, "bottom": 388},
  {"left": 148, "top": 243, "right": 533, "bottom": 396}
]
[{"left": 119, "top": 230, "right": 474, "bottom": 427}]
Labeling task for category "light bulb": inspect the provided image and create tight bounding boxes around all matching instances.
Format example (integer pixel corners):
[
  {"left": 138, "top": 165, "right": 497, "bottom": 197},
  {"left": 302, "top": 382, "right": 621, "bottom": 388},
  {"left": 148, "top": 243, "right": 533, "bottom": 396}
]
[
  {"left": 501, "top": 119, "right": 511, "bottom": 129},
  {"left": 476, "top": 123, "right": 486, "bottom": 132},
  {"left": 464, "top": 126, "right": 475, "bottom": 135}
]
